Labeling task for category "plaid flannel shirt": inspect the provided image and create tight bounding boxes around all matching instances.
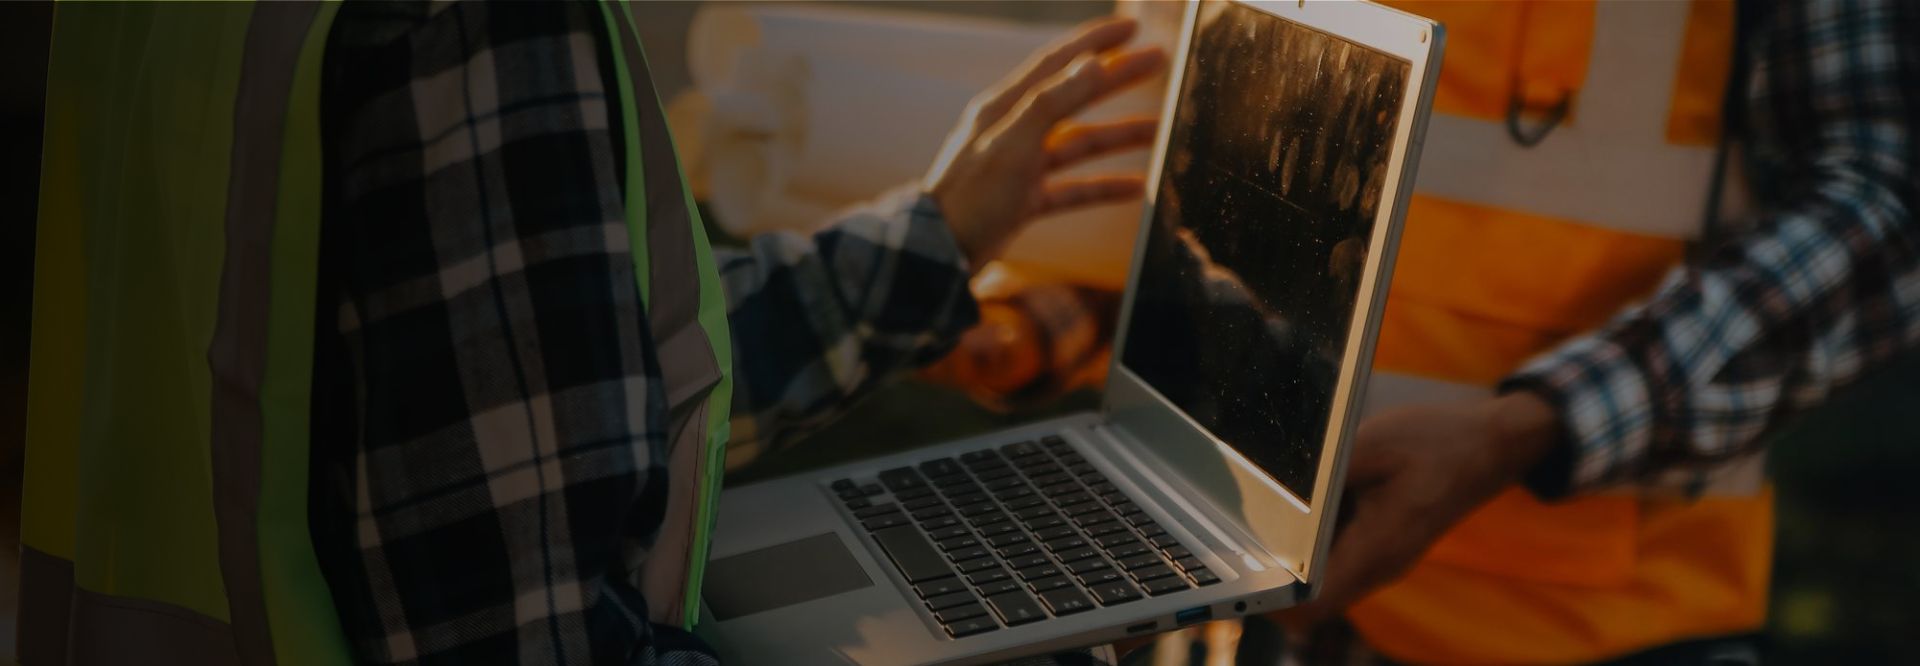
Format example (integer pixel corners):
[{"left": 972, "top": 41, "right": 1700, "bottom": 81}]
[
  {"left": 308, "top": 3, "right": 976, "bottom": 664},
  {"left": 1505, "top": 0, "right": 1920, "bottom": 496}
]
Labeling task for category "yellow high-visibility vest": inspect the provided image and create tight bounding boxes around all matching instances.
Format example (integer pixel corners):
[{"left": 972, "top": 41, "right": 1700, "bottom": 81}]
[
  {"left": 20, "top": 4, "right": 732, "bottom": 664},
  {"left": 1351, "top": 2, "right": 1772, "bottom": 663}
]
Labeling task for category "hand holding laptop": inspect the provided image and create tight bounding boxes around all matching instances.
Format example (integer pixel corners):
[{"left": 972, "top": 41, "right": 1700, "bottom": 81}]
[{"left": 925, "top": 17, "right": 1166, "bottom": 268}]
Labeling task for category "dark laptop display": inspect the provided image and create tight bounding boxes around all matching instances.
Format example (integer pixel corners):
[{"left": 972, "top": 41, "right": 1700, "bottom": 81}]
[{"left": 1122, "top": 1, "right": 1411, "bottom": 502}]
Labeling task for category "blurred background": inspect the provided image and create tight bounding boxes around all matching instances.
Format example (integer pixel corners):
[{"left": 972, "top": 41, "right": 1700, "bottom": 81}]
[{"left": 4, "top": 2, "right": 1917, "bottom": 664}]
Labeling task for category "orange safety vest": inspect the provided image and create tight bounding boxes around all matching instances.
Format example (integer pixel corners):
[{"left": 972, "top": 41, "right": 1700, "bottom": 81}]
[{"left": 1351, "top": 1, "right": 1772, "bottom": 664}]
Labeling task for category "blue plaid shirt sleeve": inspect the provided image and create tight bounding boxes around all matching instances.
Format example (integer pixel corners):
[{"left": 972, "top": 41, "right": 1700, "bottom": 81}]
[
  {"left": 716, "top": 187, "right": 981, "bottom": 468},
  {"left": 1504, "top": 0, "right": 1920, "bottom": 496}
]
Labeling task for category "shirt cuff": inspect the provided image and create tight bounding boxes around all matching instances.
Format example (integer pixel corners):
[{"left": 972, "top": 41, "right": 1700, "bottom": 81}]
[
  {"left": 863, "top": 185, "right": 982, "bottom": 358},
  {"left": 1499, "top": 333, "right": 1658, "bottom": 498}
]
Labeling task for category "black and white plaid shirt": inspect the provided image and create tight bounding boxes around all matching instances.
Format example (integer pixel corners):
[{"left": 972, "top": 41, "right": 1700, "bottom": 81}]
[{"left": 309, "top": 4, "right": 976, "bottom": 664}]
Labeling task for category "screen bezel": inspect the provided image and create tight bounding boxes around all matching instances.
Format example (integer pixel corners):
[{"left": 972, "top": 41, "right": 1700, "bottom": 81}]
[{"left": 1102, "top": 0, "right": 1441, "bottom": 585}]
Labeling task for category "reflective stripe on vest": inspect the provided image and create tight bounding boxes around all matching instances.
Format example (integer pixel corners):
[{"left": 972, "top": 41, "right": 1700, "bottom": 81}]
[
  {"left": 598, "top": 1, "right": 737, "bottom": 630},
  {"left": 1351, "top": 2, "right": 1772, "bottom": 663},
  {"left": 21, "top": 3, "right": 732, "bottom": 663}
]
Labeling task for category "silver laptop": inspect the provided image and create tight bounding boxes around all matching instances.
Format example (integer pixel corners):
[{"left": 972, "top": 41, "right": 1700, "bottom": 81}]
[{"left": 698, "top": 2, "right": 1441, "bottom": 663}]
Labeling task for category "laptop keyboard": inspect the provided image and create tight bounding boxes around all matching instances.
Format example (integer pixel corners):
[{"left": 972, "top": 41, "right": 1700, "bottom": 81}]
[{"left": 830, "top": 435, "right": 1222, "bottom": 639}]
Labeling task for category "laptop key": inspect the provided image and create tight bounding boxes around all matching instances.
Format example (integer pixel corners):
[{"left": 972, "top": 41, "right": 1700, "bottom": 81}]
[
  {"left": 862, "top": 513, "right": 909, "bottom": 530},
  {"left": 1044, "top": 536, "right": 1088, "bottom": 553},
  {"left": 922, "top": 516, "right": 961, "bottom": 531},
  {"left": 1162, "top": 545, "right": 1192, "bottom": 559},
  {"left": 1107, "top": 542, "right": 1151, "bottom": 560},
  {"left": 1175, "top": 556, "right": 1206, "bottom": 572},
  {"left": 947, "top": 546, "right": 990, "bottom": 562},
  {"left": 844, "top": 497, "right": 871, "bottom": 510},
  {"left": 1016, "top": 563, "right": 1062, "bottom": 582},
  {"left": 1080, "top": 471, "right": 1109, "bottom": 485},
  {"left": 1095, "top": 533, "right": 1138, "bottom": 549},
  {"left": 947, "top": 489, "right": 988, "bottom": 504},
  {"left": 1038, "top": 588, "right": 1095, "bottom": 616},
  {"left": 1042, "top": 482, "right": 1081, "bottom": 498},
  {"left": 1008, "top": 553, "right": 1050, "bottom": 570},
  {"left": 1132, "top": 564, "right": 1177, "bottom": 583},
  {"left": 895, "top": 486, "right": 936, "bottom": 502},
  {"left": 912, "top": 507, "right": 953, "bottom": 522},
  {"left": 1099, "top": 491, "right": 1128, "bottom": 506},
  {"left": 956, "top": 557, "right": 999, "bottom": 574},
  {"left": 1149, "top": 534, "right": 1181, "bottom": 549},
  {"left": 872, "top": 525, "right": 956, "bottom": 583},
  {"left": 985, "top": 532, "right": 1029, "bottom": 549},
  {"left": 832, "top": 479, "right": 857, "bottom": 492},
  {"left": 1085, "top": 522, "right": 1127, "bottom": 538},
  {"left": 931, "top": 474, "right": 972, "bottom": 489},
  {"left": 998, "top": 542, "right": 1041, "bottom": 559},
  {"left": 1031, "top": 473, "right": 1071, "bottom": 488},
  {"left": 1033, "top": 526, "right": 1075, "bottom": 542},
  {"left": 1127, "top": 513, "right": 1157, "bottom": 527},
  {"left": 960, "top": 450, "right": 997, "bottom": 465},
  {"left": 1056, "top": 453, "right": 1087, "bottom": 466},
  {"left": 1088, "top": 580, "right": 1142, "bottom": 606},
  {"left": 854, "top": 504, "right": 900, "bottom": 519},
  {"left": 975, "top": 467, "right": 1017, "bottom": 482},
  {"left": 958, "top": 503, "right": 999, "bottom": 518},
  {"left": 921, "top": 458, "right": 964, "bottom": 478},
  {"left": 1028, "top": 576, "right": 1072, "bottom": 593},
  {"left": 1118, "top": 553, "right": 1162, "bottom": 571},
  {"left": 987, "top": 590, "right": 1048, "bottom": 626},
  {"left": 1144, "top": 576, "right": 1191, "bottom": 596},
  {"left": 967, "top": 567, "right": 1012, "bottom": 586},
  {"left": 945, "top": 616, "right": 999, "bottom": 638},
  {"left": 1053, "top": 492, "right": 1094, "bottom": 508},
  {"left": 1073, "top": 510, "right": 1117, "bottom": 528},
  {"left": 1001, "top": 441, "right": 1044, "bottom": 459},
  {"left": 1138, "top": 522, "right": 1168, "bottom": 538},
  {"left": 1024, "top": 514, "right": 1067, "bottom": 531},
  {"left": 1056, "top": 546, "right": 1100, "bottom": 563},
  {"left": 935, "top": 602, "right": 988, "bottom": 624},
  {"left": 1112, "top": 502, "right": 1143, "bottom": 516},
  {"left": 1014, "top": 505, "right": 1054, "bottom": 521},
  {"left": 936, "top": 535, "right": 979, "bottom": 551},
  {"left": 976, "top": 521, "right": 1018, "bottom": 536},
  {"left": 880, "top": 467, "right": 928, "bottom": 492},
  {"left": 916, "top": 577, "right": 966, "bottom": 598},
  {"left": 904, "top": 496, "right": 944, "bottom": 512},
  {"left": 1078, "top": 567, "right": 1125, "bottom": 586},
  {"left": 991, "top": 485, "right": 1035, "bottom": 501},
  {"left": 984, "top": 476, "right": 1025, "bottom": 492},
  {"left": 926, "top": 591, "right": 976, "bottom": 611},
  {"left": 1064, "top": 558, "right": 1110, "bottom": 575},
  {"left": 978, "top": 578, "right": 1024, "bottom": 597},
  {"left": 860, "top": 483, "right": 884, "bottom": 496},
  {"left": 1004, "top": 497, "right": 1046, "bottom": 512},
  {"left": 1068, "top": 464, "right": 1097, "bottom": 477},
  {"left": 1063, "top": 503, "right": 1104, "bottom": 518},
  {"left": 1189, "top": 568, "right": 1221, "bottom": 586}
]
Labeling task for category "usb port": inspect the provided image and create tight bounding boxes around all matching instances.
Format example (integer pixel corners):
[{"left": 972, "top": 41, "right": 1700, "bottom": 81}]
[{"left": 1174, "top": 606, "right": 1212, "bottom": 626}]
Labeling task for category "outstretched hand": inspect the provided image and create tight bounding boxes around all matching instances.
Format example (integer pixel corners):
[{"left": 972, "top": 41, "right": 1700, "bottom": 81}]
[
  {"left": 1282, "top": 392, "right": 1562, "bottom": 628},
  {"left": 926, "top": 17, "right": 1167, "bottom": 268}
]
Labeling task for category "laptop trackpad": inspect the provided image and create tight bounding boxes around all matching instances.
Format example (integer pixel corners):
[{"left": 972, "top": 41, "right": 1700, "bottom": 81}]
[{"left": 705, "top": 533, "right": 872, "bottom": 621}]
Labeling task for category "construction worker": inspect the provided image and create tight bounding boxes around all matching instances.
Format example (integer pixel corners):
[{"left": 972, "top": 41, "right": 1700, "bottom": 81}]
[
  {"left": 19, "top": 4, "right": 1162, "bottom": 665},
  {"left": 1286, "top": 0, "right": 1918, "bottom": 664}
]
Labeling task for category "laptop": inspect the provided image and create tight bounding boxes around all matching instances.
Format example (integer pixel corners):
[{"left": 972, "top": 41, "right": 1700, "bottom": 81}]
[{"left": 697, "top": 2, "right": 1442, "bottom": 663}]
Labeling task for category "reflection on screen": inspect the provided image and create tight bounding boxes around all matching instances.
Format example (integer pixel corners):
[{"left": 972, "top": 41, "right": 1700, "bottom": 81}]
[{"left": 1121, "top": 1, "right": 1409, "bottom": 502}]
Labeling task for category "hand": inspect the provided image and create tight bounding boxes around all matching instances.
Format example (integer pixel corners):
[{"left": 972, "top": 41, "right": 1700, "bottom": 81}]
[
  {"left": 1282, "top": 392, "right": 1562, "bottom": 628},
  {"left": 925, "top": 17, "right": 1168, "bottom": 267}
]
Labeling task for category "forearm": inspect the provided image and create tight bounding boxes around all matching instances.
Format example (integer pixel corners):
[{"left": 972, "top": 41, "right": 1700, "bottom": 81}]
[
  {"left": 1503, "top": 0, "right": 1919, "bottom": 496},
  {"left": 720, "top": 187, "right": 981, "bottom": 467}
]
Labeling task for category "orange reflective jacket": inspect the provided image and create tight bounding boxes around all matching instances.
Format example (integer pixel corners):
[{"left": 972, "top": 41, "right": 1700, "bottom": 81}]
[{"left": 1350, "top": 2, "right": 1772, "bottom": 663}]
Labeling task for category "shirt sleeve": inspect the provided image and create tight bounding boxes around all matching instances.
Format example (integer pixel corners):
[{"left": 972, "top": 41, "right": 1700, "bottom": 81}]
[
  {"left": 313, "top": 4, "right": 715, "bottom": 664},
  {"left": 717, "top": 187, "right": 981, "bottom": 468},
  {"left": 1503, "top": 0, "right": 1919, "bottom": 497}
]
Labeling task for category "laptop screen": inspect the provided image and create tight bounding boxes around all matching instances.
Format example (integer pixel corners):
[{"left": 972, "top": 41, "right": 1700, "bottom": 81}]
[{"left": 1120, "top": 0, "right": 1411, "bottom": 503}]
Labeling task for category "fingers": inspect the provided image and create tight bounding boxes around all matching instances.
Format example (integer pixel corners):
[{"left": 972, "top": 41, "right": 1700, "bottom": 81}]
[
  {"left": 1045, "top": 116, "right": 1160, "bottom": 171},
  {"left": 977, "top": 17, "right": 1140, "bottom": 126},
  {"left": 1007, "top": 46, "right": 1167, "bottom": 144},
  {"left": 1030, "top": 175, "right": 1145, "bottom": 217},
  {"left": 1293, "top": 499, "right": 1420, "bottom": 626}
]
